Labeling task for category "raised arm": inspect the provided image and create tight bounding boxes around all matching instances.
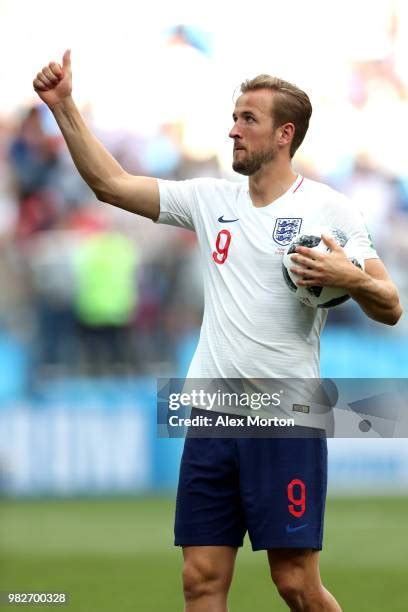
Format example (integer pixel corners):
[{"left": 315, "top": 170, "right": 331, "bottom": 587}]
[{"left": 33, "top": 50, "right": 160, "bottom": 221}]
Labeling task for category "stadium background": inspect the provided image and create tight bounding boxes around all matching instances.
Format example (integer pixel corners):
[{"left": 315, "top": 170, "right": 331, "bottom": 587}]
[{"left": 0, "top": 0, "right": 407, "bottom": 609}]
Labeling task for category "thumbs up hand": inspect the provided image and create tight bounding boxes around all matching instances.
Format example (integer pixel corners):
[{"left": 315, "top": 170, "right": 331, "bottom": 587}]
[{"left": 33, "top": 49, "right": 72, "bottom": 109}]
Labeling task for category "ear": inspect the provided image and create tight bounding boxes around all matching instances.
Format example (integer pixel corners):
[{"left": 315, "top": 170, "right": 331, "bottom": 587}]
[{"left": 277, "top": 122, "right": 295, "bottom": 148}]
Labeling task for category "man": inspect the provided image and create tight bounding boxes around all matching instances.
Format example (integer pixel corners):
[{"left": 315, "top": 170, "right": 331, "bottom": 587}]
[{"left": 33, "top": 51, "right": 401, "bottom": 611}]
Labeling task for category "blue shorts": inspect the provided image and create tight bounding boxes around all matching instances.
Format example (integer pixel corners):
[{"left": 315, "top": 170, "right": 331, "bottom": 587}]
[{"left": 174, "top": 422, "right": 327, "bottom": 551}]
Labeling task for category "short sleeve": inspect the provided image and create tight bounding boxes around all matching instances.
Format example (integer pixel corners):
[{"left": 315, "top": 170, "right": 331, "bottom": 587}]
[
  {"left": 156, "top": 179, "right": 197, "bottom": 231},
  {"left": 331, "top": 193, "right": 379, "bottom": 261}
]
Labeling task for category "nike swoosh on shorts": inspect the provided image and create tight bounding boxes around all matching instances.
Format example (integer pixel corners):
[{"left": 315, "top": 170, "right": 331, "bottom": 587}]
[{"left": 285, "top": 523, "right": 309, "bottom": 534}]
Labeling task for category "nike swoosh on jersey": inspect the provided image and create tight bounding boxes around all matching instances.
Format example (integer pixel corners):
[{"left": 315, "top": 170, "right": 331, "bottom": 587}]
[
  {"left": 218, "top": 215, "right": 239, "bottom": 223},
  {"left": 285, "top": 523, "right": 309, "bottom": 534}
]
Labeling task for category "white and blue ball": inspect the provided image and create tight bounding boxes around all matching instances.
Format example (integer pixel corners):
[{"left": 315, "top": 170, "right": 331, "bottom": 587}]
[{"left": 282, "top": 227, "right": 363, "bottom": 308}]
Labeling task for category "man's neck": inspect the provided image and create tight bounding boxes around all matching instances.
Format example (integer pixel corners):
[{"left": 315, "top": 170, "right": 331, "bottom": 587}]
[{"left": 249, "top": 161, "right": 298, "bottom": 207}]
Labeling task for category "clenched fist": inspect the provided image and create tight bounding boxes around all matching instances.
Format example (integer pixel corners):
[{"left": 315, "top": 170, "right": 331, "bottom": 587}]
[{"left": 33, "top": 49, "right": 72, "bottom": 109}]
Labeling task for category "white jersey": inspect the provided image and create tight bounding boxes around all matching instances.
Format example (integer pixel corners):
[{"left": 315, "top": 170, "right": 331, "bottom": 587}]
[{"left": 157, "top": 175, "right": 378, "bottom": 379}]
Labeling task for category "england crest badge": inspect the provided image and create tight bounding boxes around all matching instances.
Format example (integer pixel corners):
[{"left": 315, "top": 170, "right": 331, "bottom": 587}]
[{"left": 273, "top": 218, "right": 302, "bottom": 246}]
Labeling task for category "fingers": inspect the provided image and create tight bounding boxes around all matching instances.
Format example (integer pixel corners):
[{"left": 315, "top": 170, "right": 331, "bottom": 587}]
[
  {"left": 291, "top": 266, "right": 316, "bottom": 278},
  {"left": 48, "top": 61, "right": 63, "bottom": 78},
  {"left": 291, "top": 254, "right": 316, "bottom": 267},
  {"left": 33, "top": 71, "right": 55, "bottom": 90},
  {"left": 33, "top": 61, "right": 63, "bottom": 91},
  {"left": 321, "top": 233, "right": 340, "bottom": 250},
  {"left": 295, "top": 246, "right": 323, "bottom": 259},
  {"left": 62, "top": 49, "right": 71, "bottom": 69},
  {"left": 290, "top": 265, "right": 319, "bottom": 286},
  {"left": 33, "top": 73, "right": 50, "bottom": 91},
  {"left": 296, "top": 278, "right": 321, "bottom": 287},
  {"left": 290, "top": 255, "right": 321, "bottom": 282},
  {"left": 42, "top": 66, "right": 59, "bottom": 84}
]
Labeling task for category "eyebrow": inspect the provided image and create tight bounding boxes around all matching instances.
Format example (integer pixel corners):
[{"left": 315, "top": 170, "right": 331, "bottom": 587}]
[{"left": 232, "top": 110, "right": 256, "bottom": 119}]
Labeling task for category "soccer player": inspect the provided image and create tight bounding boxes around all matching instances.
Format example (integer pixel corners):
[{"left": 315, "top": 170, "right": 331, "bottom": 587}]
[{"left": 33, "top": 51, "right": 402, "bottom": 611}]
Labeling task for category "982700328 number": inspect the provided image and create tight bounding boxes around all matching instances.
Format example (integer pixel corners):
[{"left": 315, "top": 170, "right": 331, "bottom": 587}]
[{"left": 2, "top": 592, "right": 69, "bottom": 605}]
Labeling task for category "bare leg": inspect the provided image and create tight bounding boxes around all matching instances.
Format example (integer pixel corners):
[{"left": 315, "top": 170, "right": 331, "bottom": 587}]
[
  {"left": 182, "top": 546, "right": 238, "bottom": 612},
  {"left": 268, "top": 548, "right": 342, "bottom": 611}
]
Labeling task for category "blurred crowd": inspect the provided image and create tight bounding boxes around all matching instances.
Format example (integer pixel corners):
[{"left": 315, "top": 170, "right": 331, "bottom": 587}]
[{"left": 0, "top": 25, "right": 407, "bottom": 380}]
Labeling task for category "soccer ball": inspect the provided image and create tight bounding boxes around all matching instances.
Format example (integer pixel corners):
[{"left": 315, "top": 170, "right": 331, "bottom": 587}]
[{"left": 282, "top": 227, "right": 363, "bottom": 308}]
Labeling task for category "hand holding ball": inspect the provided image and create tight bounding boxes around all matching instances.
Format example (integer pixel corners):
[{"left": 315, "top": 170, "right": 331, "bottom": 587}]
[{"left": 282, "top": 228, "right": 363, "bottom": 308}]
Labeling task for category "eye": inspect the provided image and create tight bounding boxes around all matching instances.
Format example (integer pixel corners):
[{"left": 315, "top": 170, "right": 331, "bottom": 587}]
[{"left": 245, "top": 115, "right": 255, "bottom": 124}]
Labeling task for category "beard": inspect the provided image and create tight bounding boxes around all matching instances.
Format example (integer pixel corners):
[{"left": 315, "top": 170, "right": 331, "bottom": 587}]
[{"left": 232, "top": 146, "right": 277, "bottom": 176}]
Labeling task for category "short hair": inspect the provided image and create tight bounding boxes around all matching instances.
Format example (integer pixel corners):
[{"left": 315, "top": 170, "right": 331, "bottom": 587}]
[{"left": 240, "top": 75, "right": 312, "bottom": 158}]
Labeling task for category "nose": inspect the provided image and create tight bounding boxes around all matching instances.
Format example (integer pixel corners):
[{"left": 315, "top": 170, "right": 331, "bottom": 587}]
[{"left": 229, "top": 122, "right": 241, "bottom": 140}]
